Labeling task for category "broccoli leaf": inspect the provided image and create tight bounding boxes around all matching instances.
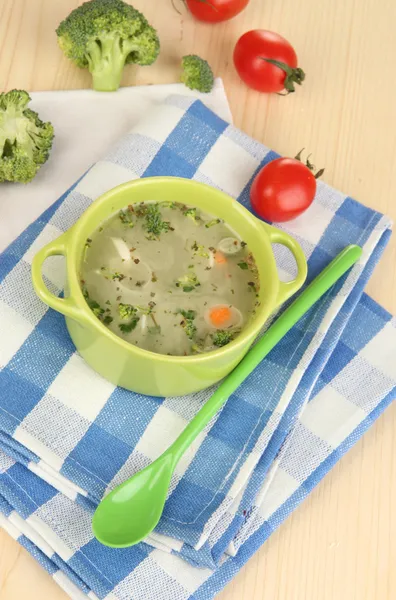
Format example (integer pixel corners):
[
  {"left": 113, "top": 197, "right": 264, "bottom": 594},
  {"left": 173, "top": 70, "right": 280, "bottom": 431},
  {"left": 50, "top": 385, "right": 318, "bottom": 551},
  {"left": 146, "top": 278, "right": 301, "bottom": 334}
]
[{"left": 119, "top": 317, "right": 139, "bottom": 333}]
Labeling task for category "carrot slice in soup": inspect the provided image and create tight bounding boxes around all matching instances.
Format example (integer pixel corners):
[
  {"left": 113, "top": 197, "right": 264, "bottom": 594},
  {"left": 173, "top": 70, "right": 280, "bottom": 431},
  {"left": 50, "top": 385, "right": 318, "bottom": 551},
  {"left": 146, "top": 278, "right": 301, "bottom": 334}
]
[
  {"left": 214, "top": 251, "right": 227, "bottom": 265},
  {"left": 209, "top": 306, "right": 232, "bottom": 327}
]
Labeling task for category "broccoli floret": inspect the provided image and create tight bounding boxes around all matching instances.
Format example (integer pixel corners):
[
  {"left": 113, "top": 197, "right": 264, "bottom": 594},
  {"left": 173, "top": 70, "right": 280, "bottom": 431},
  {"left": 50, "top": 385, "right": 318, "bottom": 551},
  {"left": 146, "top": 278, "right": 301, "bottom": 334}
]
[
  {"left": 160, "top": 201, "right": 179, "bottom": 209},
  {"left": 176, "top": 272, "right": 200, "bottom": 293},
  {"left": 183, "top": 319, "right": 197, "bottom": 340},
  {"left": 191, "top": 241, "right": 209, "bottom": 258},
  {"left": 182, "top": 206, "right": 201, "bottom": 224},
  {"left": 212, "top": 330, "right": 235, "bottom": 347},
  {"left": 56, "top": 0, "right": 160, "bottom": 92},
  {"left": 181, "top": 55, "right": 214, "bottom": 94},
  {"left": 178, "top": 309, "right": 197, "bottom": 340},
  {"left": 118, "top": 303, "right": 139, "bottom": 333},
  {"left": 118, "top": 303, "right": 137, "bottom": 319},
  {"left": 0, "top": 90, "right": 54, "bottom": 183}
]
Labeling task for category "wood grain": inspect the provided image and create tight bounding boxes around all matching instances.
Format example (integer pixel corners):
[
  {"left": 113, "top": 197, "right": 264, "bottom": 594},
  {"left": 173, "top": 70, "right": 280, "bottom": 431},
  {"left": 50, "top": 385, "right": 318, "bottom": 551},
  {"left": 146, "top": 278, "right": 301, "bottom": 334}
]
[{"left": 0, "top": 0, "right": 395, "bottom": 598}]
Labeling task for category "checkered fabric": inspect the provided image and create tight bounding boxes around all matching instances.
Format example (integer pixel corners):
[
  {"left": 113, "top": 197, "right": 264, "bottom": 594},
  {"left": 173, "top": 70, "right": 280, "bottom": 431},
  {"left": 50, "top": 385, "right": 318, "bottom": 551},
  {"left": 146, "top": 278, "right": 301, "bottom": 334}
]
[{"left": 0, "top": 95, "right": 395, "bottom": 600}]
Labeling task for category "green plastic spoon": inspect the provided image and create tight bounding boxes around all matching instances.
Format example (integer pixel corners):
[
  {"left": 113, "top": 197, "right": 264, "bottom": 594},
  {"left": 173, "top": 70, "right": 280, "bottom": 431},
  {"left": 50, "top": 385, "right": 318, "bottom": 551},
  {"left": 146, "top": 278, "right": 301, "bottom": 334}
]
[{"left": 92, "top": 244, "right": 362, "bottom": 548}]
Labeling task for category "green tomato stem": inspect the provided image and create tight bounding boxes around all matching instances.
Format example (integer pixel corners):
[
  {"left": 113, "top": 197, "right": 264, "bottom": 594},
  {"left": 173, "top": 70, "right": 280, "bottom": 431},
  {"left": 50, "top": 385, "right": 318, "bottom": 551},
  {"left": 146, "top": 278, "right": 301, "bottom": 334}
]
[{"left": 261, "top": 58, "right": 305, "bottom": 94}]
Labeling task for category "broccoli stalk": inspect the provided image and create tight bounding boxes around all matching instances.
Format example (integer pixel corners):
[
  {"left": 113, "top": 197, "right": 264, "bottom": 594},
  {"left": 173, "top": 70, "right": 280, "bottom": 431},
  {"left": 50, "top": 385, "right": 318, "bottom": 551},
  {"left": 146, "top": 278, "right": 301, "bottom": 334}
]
[
  {"left": 181, "top": 55, "right": 214, "bottom": 94},
  {"left": 0, "top": 90, "right": 54, "bottom": 184},
  {"left": 56, "top": 0, "right": 160, "bottom": 92}
]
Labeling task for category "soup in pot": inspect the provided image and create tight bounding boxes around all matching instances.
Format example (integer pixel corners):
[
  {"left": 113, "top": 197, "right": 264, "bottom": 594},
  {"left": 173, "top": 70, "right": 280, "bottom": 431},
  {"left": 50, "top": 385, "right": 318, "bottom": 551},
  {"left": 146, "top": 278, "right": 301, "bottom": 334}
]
[{"left": 80, "top": 201, "right": 260, "bottom": 356}]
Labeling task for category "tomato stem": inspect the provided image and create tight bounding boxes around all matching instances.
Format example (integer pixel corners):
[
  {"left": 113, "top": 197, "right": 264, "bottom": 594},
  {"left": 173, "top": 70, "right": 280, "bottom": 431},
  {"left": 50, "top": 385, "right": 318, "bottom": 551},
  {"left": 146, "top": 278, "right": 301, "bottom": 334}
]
[
  {"left": 295, "top": 149, "right": 325, "bottom": 179},
  {"left": 306, "top": 154, "right": 315, "bottom": 170},
  {"left": 261, "top": 58, "right": 305, "bottom": 94}
]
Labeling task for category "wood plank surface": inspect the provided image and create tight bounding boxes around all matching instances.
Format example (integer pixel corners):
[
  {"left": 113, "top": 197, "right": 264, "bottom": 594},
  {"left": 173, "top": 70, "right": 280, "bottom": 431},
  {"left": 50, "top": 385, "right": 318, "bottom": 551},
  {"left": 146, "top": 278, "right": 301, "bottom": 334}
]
[{"left": 0, "top": 1, "right": 395, "bottom": 598}]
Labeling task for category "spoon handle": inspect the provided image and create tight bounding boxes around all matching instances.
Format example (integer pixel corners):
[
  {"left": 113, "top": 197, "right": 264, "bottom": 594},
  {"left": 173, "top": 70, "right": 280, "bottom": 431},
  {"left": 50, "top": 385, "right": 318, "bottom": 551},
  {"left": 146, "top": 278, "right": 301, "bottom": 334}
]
[{"left": 168, "top": 244, "right": 362, "bottom": 466}]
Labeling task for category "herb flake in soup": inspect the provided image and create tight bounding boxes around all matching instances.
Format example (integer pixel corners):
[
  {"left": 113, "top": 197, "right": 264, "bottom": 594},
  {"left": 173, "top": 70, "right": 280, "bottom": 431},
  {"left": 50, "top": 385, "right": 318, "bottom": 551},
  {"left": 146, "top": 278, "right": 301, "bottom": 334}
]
[{"left": 80, "top": 201, "right": 260, "bottom": 356}]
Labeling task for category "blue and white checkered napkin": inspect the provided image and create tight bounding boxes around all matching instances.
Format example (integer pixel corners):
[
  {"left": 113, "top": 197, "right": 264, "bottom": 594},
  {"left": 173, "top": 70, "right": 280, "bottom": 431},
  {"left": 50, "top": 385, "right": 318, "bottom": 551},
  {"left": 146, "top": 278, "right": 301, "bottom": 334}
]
[{"left": 0, "top": 95, "right": 395, "bottom": 600}]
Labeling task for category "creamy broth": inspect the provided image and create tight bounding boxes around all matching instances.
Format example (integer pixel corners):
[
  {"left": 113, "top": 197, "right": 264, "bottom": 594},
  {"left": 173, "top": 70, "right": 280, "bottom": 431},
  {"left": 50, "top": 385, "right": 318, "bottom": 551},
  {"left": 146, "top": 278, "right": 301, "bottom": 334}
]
[{"left": 80, "top": 201, "right": 260, "bottom": 356}]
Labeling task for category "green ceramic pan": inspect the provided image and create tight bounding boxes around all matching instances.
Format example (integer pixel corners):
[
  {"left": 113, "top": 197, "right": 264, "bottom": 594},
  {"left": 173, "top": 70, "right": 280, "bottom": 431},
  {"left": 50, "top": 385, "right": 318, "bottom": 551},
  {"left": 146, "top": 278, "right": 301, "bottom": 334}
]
[{"left": 31, "top": 177, "right": 307, "bottom": 396}]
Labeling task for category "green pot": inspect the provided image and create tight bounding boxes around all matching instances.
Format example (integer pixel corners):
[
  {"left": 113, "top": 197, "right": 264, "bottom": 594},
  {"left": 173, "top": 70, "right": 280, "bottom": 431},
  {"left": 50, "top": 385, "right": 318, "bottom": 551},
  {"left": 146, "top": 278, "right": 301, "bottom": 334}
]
[{"left": 32, "top": 177, "right": 307, "bottom": 397}]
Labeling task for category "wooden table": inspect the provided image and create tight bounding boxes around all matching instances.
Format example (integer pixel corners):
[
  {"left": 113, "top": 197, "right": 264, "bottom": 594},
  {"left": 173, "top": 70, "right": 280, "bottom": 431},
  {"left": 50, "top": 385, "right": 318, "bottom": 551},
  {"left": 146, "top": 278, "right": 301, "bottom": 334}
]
[{"left": 1, "top": 0, "right": 395, "bottom": 598}]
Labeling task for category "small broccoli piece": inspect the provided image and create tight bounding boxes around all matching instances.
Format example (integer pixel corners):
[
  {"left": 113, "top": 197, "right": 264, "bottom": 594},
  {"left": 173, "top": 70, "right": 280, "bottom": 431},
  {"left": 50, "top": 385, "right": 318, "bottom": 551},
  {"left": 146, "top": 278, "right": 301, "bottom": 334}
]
[
  {"left": 191, "top": 342, "right": 205, "bottom": 354},
  {"left": 118, "top": 303, "right": 136, "bottom": 319},
  {"left": 176, "top": 272, "right": 200, "bottom": 293},
  {"left": 205, "top": 218, "right": 221, "bottom": 228},
  {"left": 90, "top": 300, "right": 105, "bottom": 318},
  {"left": 119, "top": 302, "right": 155, "bottom": 319},
  {"left": 135, "top": 302, "right": 155, "bottom": 315},
  {"left": 143, "top": 203, "right": 171, "bottom": 240},
  {"left": 118, "top": 303, "right": 139, "bottom": 332},
  {"left": 182, "top": 206, "right": 201, "bottom": 224},
  {"left": 82, "top": 288, "right": 114, "bottom": 325},
  {"left": 183, "top": 319, "right": 197, "bottom": 340},
  {"left": 179, "top": 309, "right": 197, "bottom": 320},
  {"left": 237, "top": 261, "right": 248, "bottom": 270},
  {"left": 160, "top": 201, "right": 178, "bottom": 209},
  {"left": 191, "top": 241, "right": 209, "bottom": 258},
  {"left": 212, "top": 330, "right": 235, "bottom": 347},
  {"left": 56, "top": 0, "right": 160, "bottom": 92},
  {"left": 110, "top": 272, "right": 125, "bottom": 281},
  {"left": 119, "top": 205, "right": 135, "bottom": 227},
  {"left": 178, "top": 309, "right": 197, "bottom": 340},
  {"left": 0, "top": 90, "right": 54, "bottom": 184},
  {"left": 119, "top": 317, "right": 139, "bottom": 333},
  {"left": 181, "top": 55, "right": 214, "bottom": 94}
]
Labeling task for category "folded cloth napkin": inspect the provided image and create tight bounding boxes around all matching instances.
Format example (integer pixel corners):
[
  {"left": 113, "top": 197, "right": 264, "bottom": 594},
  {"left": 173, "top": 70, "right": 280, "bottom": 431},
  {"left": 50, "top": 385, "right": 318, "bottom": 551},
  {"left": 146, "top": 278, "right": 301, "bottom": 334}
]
[
  {"left": 0, "top": 79, "right": 232, "bottom": 252},
  {"left": 0, "top": 93, "right": 395, "bottom": 600}
]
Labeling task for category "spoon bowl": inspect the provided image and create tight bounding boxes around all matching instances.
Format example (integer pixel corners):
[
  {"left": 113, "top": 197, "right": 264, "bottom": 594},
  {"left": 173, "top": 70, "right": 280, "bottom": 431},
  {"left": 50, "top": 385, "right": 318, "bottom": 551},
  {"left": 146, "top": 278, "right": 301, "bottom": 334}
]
[{"left": 92, "top": 453, "right": 174, "bottom": 547}]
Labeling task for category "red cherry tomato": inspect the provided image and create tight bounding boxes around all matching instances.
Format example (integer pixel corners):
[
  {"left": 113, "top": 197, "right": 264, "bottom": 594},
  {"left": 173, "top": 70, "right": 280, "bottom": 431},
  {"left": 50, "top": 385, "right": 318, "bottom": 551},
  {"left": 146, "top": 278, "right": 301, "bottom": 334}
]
[
  {"left": 250, "top": 158, "right": 317, "bottom": 222},
  {"left": 186, "top": 0, "right": 249, "bottom": 23},
  {"left": 233, "top": 30, "right": 305, "bottom": 94}
]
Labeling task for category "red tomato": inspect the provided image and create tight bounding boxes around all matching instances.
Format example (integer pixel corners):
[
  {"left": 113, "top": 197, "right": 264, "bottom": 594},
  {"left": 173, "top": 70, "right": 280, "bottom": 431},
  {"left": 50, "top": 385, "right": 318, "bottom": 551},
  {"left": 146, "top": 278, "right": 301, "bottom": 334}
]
[
  {"left": 186, "top": 0, "right": 249, "bottom": 23},
  {"left": 250, "top": 158, "right": 317, "bottom": 222},
  {"left": 233, "top": 30, "right": 305, "bottom": 94}
]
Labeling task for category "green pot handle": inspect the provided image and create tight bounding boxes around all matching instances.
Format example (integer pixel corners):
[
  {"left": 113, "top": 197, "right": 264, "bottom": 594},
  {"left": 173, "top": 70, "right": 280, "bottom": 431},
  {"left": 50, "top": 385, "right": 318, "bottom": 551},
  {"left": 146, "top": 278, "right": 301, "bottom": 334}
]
[
  {"left": 31, "top": 231, "right": 89, "bottom": 325},
  {"left": 260, "top": 221, "right": 308, "bottom": 307}
]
